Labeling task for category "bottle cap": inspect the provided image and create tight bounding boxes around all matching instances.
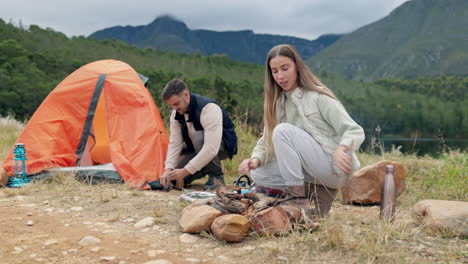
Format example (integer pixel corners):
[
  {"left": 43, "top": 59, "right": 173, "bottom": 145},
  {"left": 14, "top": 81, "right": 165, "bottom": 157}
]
[{"left": 386, "top": 165, "right": 394, "bottom": 172}]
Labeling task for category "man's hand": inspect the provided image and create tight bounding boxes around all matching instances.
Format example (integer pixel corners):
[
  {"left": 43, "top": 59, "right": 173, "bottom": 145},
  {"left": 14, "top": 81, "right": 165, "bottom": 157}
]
[
  {"left": 333, "top": 145, "right": 352, "bottom": 174},
  {"left": 168, "top": 168, "right": 190, "bottom": 189},
  {"left": 160, "top": 169, "right": 172, "bottom": 188},
  {"left": 238, "top": 158, "right": 260, "bottom": 174}
]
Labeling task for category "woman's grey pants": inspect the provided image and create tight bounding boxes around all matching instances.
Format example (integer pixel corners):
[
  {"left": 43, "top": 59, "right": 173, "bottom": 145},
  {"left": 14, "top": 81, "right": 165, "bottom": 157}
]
[{"left": 251, "top": 123, "right": 349, "bottom": 189}]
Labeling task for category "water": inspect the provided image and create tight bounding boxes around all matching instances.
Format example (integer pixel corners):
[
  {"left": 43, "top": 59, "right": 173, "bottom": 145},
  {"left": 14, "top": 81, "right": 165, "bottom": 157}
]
[{"left": 361, "top": 137, "right": 468, "bottom": 156}]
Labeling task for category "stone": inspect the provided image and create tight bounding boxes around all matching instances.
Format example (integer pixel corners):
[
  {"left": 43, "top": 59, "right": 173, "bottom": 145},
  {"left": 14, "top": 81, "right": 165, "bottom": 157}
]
[
  {"left": 179, "top": 233, "right": 199, "bottom": 244},
  {"left": 216, "top": 256, "right": 232, "bottom": 263},
  {"left": 134, "top": 217, "right": 155, "bottom": 228},
  {"left": 27, "top": 220, "right": 34, "bottom": 226},
  {"left": 179, "top": 204, "right": 222, "bottom": 233},
  {"left": 123, "top": 218, "right": 135, "bottom": 223},
  {"left": 279, "top": 205, "right": 301, "bottom": 223},
  {"left": 185, "top": 258, "right": 201, "bottom": 263},
  {"left": 211, "top": 214, "right": 250, "bottom": 243},
  {"left": 70, "top": 207, "right": 83, "bottom": 212},
  {"left": 13, "top": 247, "right": 24, "bottom": 253},
  {"left": 0, "top": 168, "right": 7, "bottom": 187},
  {"left": 341, "top": 161, "right": 406, "bottom": 204},
  {"left": 100, "top": 256, "right": 116, "bottom": 262},
  {"left": 91, "top": 247, "right": 101, "bottom": 253},
  {"left": 78, "top": 236, "right": 101, "bottom": 246},
  {"left": 412, "top": 200, "right": 468, "bottom": 236},
  {"left": 44, "top": 240, "right": 58, "bottom": 246},
  {"left": 250, "top": 207, "right": 292, "bottom": 235},
  {"left": 240, "top": 246, "right": 255, "bottom": 251},
  {"left": 143, "top": 260, "right": 173, "bottom": 264}
]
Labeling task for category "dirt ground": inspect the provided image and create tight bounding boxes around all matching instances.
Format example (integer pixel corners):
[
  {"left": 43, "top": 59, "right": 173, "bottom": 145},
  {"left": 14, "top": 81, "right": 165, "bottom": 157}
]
[{"left": 0, "top": 179, "right": 466, "bottom": 264}]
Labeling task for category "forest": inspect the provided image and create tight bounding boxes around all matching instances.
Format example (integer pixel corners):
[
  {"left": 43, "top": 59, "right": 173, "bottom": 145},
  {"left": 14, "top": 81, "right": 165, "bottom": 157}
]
[{"left": 0, "top": 19, "right": 467, "bottom": 140}]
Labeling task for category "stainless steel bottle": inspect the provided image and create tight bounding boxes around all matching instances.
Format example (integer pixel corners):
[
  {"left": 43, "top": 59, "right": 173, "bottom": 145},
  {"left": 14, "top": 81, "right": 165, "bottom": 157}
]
[{"left": 380, "top": 165, "right": 396, "bottom": 221}]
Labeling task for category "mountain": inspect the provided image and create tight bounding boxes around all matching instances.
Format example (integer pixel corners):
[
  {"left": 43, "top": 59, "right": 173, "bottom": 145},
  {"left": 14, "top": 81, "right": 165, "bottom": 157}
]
[
  {"left": 307, "top": 0, "right": 468, "bottom": 81},
  {"left": 89, "top": 15, "right": 342, "bottom": 64}
]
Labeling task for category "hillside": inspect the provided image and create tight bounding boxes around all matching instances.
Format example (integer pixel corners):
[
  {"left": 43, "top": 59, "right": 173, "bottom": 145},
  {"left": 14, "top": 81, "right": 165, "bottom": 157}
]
[
  {"left": 89, "top": 15, "right": 342, "bottom": 64},
  {"left": 0, "top": 18, "right": 467, "bottom": 140},
  {"left": 307, "top": 0, "right": 468, "bottom": 81}
]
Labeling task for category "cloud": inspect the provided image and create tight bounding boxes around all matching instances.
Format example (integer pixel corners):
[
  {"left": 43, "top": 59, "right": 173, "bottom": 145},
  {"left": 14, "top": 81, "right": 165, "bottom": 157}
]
[{"left": 0, "top": 0, "right": 409, "bottom": 40}]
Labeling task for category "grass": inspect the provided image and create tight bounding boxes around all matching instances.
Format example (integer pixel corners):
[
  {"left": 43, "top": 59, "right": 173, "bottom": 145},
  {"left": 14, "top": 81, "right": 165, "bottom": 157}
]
[{"left": 0, "top": 116, "right": 467, "bottom": 263}]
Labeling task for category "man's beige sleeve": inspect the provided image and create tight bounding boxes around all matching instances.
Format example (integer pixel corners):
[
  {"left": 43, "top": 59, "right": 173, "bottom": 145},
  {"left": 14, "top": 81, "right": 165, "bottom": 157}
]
[
  {"left": 164, "top": 110, "right": 185, "bottom": 170},
  {"left": 184, "top": 103, "right": 223, "bottom": 174}
]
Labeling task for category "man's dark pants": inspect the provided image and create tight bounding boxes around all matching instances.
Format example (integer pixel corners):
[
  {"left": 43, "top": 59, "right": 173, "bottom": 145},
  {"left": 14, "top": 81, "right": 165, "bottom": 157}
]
[{"left": 175, "top": 131, "right": 227, "bottom": 186}]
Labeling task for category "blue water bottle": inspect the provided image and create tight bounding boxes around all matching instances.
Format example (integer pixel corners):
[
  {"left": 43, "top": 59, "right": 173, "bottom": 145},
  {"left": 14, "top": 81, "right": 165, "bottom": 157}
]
[{"left": 7, "top": 143, "right": 30, "bottom": 188}]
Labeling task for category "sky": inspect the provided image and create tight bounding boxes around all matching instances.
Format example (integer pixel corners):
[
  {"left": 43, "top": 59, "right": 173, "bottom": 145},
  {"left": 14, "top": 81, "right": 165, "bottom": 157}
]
[{"left": 0, "top": 0, "right": 409, "bottom": 40}]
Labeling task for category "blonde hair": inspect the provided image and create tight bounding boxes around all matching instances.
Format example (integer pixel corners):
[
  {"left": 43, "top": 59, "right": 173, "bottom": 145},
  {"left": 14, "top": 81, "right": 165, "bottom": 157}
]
[{"left": 263, "top": 44, "right": 338, "bottom": 162}]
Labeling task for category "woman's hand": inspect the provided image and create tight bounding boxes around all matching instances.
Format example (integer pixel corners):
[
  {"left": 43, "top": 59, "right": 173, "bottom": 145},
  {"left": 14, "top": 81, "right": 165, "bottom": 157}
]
[
  {"left": 333, "top": 145, "right": 352, "bottom": 174},
  {"left": 238, "top": 158, "right": 260, "bottom": 174}
]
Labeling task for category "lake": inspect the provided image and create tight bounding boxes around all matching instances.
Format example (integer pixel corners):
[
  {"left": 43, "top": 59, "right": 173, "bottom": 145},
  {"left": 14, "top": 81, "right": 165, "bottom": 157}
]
[{"left": 360, "top": 137, "right": 468, "bottom": 156}]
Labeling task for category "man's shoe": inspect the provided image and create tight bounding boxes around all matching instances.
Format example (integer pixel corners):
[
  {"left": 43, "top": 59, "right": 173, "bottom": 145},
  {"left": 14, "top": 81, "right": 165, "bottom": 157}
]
[{"left": 204, "top": 174, "right": 225, "bottom": 190}]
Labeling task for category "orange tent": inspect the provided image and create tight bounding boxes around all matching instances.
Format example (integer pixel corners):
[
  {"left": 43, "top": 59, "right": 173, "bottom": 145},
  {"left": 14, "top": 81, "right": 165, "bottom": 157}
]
[{"left": 2, "top": 60, "right": 168, "bottom": 188}]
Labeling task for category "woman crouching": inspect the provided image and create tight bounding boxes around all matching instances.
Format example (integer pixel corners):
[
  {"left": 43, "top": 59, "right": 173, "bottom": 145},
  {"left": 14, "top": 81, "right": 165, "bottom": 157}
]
[{"left": 239, "top": 44, "right": 365, "bottom": 218}]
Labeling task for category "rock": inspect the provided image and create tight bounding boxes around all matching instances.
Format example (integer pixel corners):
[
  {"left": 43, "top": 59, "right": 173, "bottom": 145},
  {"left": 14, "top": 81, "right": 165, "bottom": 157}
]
[
  {"left": 341, "top": 161, "right": 406, "bottom": 204},
  {"left": 27, "top": 212, "right": 33, "bottom": 216},
  {"left": 43, "top": 200, "right": 49, "bottom": 205},
  {"left": 13, "top": 247, "right": 24, "bottom": 253},
  {"left": 44, "top": 240, "right": 58, "bottom": 246},
  {"left": 143, "top": 260, "right": 173, "bottom": 264},
  {"left": 70, "top": 207, "right": 83, "bottom": 212},
  {"left": 185, "top": 258, "right": 201, "bottom": 263},
  {"left": 0, "top": 168, "right": 7, "bottom": 186},
  {"left": 279, "top": 205, "right": 301, "bottom": 223},
  {"left": 179, "top": 204, "right": 222, "bottom": 233},
  {"left": 216, "top": 256, "right": 232, "bottom": 263},
  {"left": 250, "top": 207, "right": 292, "bottom": 235},
  {"left": 78, "top": 236, "right": 101, "bottom": 246},
  {"left": 211, "top": 214, "right": 250, "bottom": 243},
  {"left": 240, "top": 246, "right": 255, "bottom": 251},
  {"left": 179, "top": 233, "right": 199, "bottom": 244},
  {"left": 100, "top": 256, "right": 116, "bottom": 262},
  {"left": 123, "top": 218, "right": 135, "bottom": 223},
  {"left": 27, "top": 220, "right": 34, "bottom": 226},
  {"left": 91, "top": 247, "right": 101, "bottom": 253},
  {"left": 412, "top": 200, "right": 468, "bottom": 236},
  {"left": 134, "top": 217, "right": 155, "bottom": 228}
]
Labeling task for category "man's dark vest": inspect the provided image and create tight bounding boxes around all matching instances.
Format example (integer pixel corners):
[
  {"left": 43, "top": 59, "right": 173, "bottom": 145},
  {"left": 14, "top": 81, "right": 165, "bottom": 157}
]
[{"left": 174, "top": 93, "right": 238, "bottom": 159}]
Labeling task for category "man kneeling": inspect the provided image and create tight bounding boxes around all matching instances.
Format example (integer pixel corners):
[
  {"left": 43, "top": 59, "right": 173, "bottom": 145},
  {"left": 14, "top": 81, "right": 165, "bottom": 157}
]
[{"left": 160, "top": 79, "right": 237, "bottom": 190}]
